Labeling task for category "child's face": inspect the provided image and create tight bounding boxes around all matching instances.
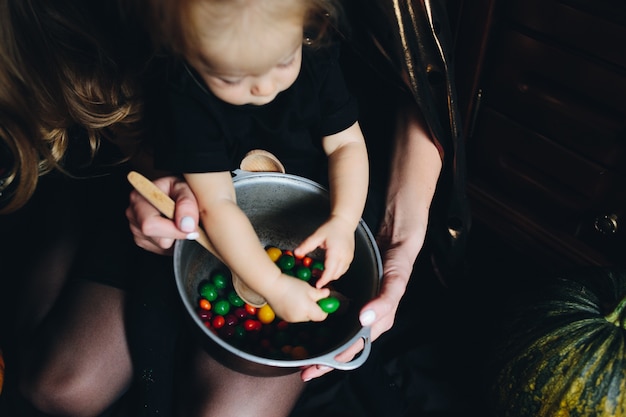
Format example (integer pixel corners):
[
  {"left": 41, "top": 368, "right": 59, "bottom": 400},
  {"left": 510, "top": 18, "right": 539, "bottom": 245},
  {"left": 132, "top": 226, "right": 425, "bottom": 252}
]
[{"left": 189, "top": 18, "right": 303, "bottom": 106}]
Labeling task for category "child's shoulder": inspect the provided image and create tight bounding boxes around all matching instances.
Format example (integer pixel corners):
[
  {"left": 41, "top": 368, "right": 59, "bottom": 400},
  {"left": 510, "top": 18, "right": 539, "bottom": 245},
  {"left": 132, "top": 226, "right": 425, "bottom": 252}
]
[
  {"left": 302, "top": 43, "right": 342, "bottom": 77},
  {"left": 304, "top": 42, "right": 341, "bottom": 63}
]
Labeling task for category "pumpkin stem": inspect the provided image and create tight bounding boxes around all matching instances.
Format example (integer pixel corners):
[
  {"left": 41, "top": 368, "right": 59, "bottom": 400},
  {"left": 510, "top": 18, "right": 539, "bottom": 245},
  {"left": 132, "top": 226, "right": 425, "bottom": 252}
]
[{"left": 605, "top": 294, "right": 626, "bottom": 329}]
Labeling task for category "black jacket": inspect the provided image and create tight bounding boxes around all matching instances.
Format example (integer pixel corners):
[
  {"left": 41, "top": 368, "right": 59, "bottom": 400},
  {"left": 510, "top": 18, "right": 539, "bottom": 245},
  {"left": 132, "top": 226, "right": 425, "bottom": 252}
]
[{"left": 340, "top": 0, "right": 471, "bottom": 284}]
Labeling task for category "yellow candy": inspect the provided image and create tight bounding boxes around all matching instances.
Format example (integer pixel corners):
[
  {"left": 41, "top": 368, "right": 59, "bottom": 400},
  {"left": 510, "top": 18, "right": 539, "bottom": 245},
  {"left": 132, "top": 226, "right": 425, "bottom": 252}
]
[
  {"left": 265, "top": 246, "right": 282, "bottom": 262},
  {"left": 257, "top": 304, "right": 276, "bottom": 324}
]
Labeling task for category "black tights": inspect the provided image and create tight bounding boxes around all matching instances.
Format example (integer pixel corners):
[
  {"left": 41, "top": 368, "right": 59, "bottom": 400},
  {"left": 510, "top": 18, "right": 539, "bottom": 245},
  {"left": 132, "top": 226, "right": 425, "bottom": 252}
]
[{"left": 0, "top": 175, "right": 133, "bottom": 417}]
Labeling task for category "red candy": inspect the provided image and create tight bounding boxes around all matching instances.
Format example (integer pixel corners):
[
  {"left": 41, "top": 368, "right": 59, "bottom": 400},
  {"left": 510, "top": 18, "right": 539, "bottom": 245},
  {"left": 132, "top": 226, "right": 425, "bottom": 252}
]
[
  {"left": 212, "top": 315, "right": 225, "bottom": 329},
  {"left": 243, "top": 319, "right": 262, "bottom": 332}
]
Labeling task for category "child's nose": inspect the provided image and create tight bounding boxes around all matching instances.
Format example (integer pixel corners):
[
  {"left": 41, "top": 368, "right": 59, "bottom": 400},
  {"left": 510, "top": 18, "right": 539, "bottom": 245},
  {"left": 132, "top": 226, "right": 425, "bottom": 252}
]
[{"left": 250, "top": 77, "right": 275, "bottom": 97}]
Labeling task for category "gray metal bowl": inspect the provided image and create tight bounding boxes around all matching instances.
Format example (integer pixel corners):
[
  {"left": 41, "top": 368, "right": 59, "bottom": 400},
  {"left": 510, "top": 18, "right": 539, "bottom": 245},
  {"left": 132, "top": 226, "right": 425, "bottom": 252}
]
[{"left": 174, "top": 170, "right": 382, "bottom": 376}]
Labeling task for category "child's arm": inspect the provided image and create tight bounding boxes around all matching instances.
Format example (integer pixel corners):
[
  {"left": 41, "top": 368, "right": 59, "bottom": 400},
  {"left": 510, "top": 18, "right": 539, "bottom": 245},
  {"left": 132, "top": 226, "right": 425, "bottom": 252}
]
[
  {"left": 294, "top": 121, "right": 369, "bottom": 288},
  {"left": 185, "top": 171, "right": 330, "bottom": 323}
]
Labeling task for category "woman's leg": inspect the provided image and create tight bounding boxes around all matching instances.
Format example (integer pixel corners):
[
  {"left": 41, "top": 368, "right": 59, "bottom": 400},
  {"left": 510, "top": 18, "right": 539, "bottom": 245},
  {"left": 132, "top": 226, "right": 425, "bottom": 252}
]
[
  {"left": 2, "top": 174, "right": 133, "bottom": 417},
  {"left": 175, "top": 344, "right": 306, "bottom": 417},
  {"left": 18, "top": 281, "right": 132, "bottom": 417}
]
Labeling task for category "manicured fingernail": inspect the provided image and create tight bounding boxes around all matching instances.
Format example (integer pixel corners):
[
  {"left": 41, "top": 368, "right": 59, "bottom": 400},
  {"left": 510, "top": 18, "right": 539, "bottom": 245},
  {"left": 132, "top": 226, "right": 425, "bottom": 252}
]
[
  {"left": 186, "top": 232, "right": 199, "bottom": 240},
  {"left": 180, "top": 216, "right": 195, "bottom": 232},
  {"left": 360, "top": 309, "right": 376, "bottom": 326}
]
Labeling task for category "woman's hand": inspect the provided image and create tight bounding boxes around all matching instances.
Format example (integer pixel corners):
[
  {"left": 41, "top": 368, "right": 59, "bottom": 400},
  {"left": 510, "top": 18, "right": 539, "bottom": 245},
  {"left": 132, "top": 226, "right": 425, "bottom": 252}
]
[
  {"left": 299, "top": 220, "right": 425, "bottom": 381},
  {"left": 126, "top": 175, "right": 201, "bottom": 255}
]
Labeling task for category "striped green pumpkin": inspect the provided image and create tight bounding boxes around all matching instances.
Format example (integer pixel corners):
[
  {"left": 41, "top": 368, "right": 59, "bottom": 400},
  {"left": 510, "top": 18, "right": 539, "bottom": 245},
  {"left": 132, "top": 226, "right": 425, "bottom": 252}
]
[{"left": 490, "top": 267, "right": 626, "bottom": 417}]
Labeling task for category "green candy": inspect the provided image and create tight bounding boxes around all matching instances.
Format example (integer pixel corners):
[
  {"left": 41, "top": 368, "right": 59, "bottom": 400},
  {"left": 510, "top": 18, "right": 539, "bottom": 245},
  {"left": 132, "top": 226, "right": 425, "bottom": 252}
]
[
  {"left": 211, "top": 271, "right": 228, "bottom": 289},
  {"left": 317, "top": 296, "right": 340, "bottom": 314},
  {"left": 310, "top": 260, "right": 325, "bottom": 271},
  {"left": 234, "top": 325, "right": 246, "bottom": 339},
  {"left": 228, "top": 291, "right": 245, "bottom": 307},
  {"left": 213, "top": 299, "right": 231, "bottom": 316},
  {"left": 199, "top": 282, "right": 218, "bottom": 301},
  {"left": 295, "top": 266, "right": 312, "bottom": 281},
  {"left": 277, "top": 254, "right": 295, "bottom": 271}
]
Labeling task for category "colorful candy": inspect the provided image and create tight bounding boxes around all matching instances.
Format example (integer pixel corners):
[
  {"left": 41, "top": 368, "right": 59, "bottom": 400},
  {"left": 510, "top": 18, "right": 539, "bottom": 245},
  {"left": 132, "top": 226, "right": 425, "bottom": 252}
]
[
  {"left": 194, "top": 246, "right": 344, "bottom": 360},
  {"left": 211, "top": 271, "right": 228, "bottom": 290},
  {"left": 276, "top": 253, "right": 295, "bottom": 271},
  {"left": 199, "top": 299, "right": 212, "bottom": 311},
  {"left": 317, "top": 296, "right": 340, "bottom": 314},
  {"left": 257, "top": 304, "right": 276, "bottom": 324},
  {"left": 295, "top": 266, "right": 312, "bottom": 281},
  {"left": 199, "top": 282, "right": 218, "bottom": 301},
  {"left": 265, "top": 246, "right": 283, "bottom": 262}
]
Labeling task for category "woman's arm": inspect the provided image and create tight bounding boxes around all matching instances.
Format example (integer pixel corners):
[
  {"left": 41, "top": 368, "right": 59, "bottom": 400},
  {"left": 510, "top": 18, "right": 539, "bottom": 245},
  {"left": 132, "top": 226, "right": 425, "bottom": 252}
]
[
  {"left": 300, "top": 100, "right": 442, "bottom": 380},
  {"left": 367, "top": 101, "right": 441, "bottom": 327}
]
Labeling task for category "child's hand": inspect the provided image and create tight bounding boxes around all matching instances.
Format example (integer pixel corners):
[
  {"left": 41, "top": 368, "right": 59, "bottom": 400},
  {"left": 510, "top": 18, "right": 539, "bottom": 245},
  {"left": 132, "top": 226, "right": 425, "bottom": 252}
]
[
  {"left": 294, "top": 216, "right": 355, "bottom": 289},
  {"left": 264, "top": 274, "right": 330, "bottom": 323}
]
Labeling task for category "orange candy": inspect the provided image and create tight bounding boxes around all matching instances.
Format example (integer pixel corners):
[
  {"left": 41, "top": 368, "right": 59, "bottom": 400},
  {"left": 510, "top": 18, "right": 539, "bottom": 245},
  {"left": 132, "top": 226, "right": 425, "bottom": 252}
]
[{"left": 244, "top": 304, "right": 257, "bottom": 315}]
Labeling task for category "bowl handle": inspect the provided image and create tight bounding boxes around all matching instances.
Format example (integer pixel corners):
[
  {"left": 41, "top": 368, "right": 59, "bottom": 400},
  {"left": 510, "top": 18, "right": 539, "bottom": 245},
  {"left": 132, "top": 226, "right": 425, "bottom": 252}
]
[{"left": 309, "top": 326, "right": 372, "bottom": 371}]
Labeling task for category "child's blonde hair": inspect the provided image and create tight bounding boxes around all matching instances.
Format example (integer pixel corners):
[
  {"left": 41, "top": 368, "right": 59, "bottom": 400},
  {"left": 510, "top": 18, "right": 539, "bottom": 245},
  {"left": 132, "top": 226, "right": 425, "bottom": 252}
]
[{"left": 136, "top": 0, "right": 341, "bottom": 59}]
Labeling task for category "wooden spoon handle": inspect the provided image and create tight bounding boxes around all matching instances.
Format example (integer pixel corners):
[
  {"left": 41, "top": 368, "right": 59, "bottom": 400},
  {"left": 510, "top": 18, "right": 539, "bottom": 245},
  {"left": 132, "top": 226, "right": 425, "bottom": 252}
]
[{"left": 127, "top": 171, "right": 216, "bottom": 256}]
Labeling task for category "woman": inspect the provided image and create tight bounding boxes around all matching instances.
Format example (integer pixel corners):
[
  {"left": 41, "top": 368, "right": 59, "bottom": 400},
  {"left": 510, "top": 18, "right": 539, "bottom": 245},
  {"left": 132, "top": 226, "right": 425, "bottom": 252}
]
[
  {"left": 0, "top": 1, "right": 149, "bottom": 415},
  {"left": 125, "top": 0, "right": 470, "bottom": 415}
]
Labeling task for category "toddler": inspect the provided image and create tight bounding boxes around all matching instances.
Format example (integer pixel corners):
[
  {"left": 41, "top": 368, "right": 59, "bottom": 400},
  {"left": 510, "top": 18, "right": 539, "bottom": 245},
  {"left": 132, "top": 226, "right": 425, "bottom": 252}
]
[{"left": 145, "top": 0, "right": 369, "bottom": 322}]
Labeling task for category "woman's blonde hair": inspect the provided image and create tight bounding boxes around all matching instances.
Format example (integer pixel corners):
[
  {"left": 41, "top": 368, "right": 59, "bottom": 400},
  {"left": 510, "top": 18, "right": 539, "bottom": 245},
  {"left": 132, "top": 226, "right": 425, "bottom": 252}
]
[
  {"left": 134, "top": 0, "right": 341, "bottom": 59},
  {"left": 0, "top": 0, "right": 145, "bottom": 213}
]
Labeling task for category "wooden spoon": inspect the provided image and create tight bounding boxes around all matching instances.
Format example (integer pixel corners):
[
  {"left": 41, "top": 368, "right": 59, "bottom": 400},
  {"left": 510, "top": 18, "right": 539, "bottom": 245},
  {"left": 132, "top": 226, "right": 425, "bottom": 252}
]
[
  {"left": 127, "top": 171, "right": 267, "bottom": 307},
  {"left": 240, "top": 149, "right": 286, "bottom": 173}
]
